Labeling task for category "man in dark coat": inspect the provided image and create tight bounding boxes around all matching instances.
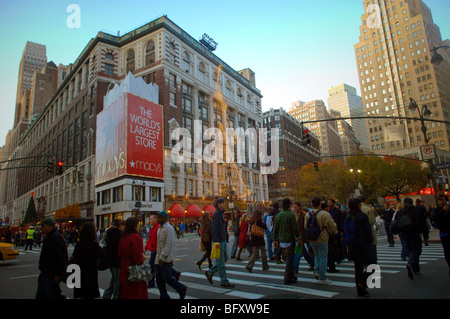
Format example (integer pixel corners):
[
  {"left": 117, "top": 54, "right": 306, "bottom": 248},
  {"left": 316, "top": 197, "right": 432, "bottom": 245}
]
[
  {"left": 36, "top": 217, "right": 68, "bottom": 299},
  {"left": 327, "top": 199, "right": 344, "bottom": 272},
  {"left": 205, "top": 198, "right": 235, "bottom": 288},
  {"left": 381, "top": 202, "right": 396, "bottom": 247}
]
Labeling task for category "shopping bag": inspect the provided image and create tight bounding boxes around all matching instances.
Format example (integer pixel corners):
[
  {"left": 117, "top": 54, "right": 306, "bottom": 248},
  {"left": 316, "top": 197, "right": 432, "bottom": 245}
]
[{"left": 210, "top": 242, "right": 221, "bottom": 259}]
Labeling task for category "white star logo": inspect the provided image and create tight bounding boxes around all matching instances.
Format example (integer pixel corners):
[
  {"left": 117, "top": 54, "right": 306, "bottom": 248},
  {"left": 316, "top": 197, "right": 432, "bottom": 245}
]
[{"left": 130, "top": 161, "right": 135, "bottom": 168}]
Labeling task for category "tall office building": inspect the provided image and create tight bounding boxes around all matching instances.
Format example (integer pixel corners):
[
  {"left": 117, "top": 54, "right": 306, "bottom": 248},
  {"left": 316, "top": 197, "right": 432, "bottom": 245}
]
[
  {"left": 288, "top": 100, "right": 343, "bottom": 159},
  {"left": 355, "top": 0, "right": 450, "bottom": 154},
  {"left": 328, "top": 83, "right": 369, "bottom": 151},
  {"left": 14, "top": 41, "right": 47, "bottom": 127}
]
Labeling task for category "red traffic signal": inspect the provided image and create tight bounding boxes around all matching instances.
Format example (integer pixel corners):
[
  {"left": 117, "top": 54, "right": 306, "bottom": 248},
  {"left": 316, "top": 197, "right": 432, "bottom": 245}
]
[{"left": 56, "top": 161, "right": 64, "bottom": 175}]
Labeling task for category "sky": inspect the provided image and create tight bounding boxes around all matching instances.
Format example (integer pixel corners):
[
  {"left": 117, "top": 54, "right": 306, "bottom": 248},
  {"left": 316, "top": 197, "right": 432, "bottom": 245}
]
[{"left": 0, "top": 0, "right": 449, "bottom": 146}]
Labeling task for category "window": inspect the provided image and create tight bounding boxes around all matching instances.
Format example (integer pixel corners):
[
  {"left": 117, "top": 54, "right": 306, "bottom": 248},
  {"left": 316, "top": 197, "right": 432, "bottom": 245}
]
[
  {"left": 145, "top": 41, "right": 155, "bottom": 66},
  {"left": 105, "top": 63, "right": 114, "bottom": 76},
  {"left": 126, "top": 49, "right": 135, "bottom": 73}
]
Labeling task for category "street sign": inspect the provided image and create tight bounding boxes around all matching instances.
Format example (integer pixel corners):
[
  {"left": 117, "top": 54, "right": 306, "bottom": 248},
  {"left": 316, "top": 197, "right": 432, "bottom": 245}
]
[{"left": 421, "top": 145, "right": 436, "bottom": 160}]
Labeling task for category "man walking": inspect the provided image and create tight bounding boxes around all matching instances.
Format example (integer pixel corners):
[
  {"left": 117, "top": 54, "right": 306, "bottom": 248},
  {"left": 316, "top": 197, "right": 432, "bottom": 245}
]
[
  {"left": 35, "top": 217, "right": 68, "bottom": 299},
  {"left": 155, "top": 211, "right": 187, "bottom": 299},
  {"left": 205, "top": 198, "right": 235, "bottom": 288},
  {"left": 273, "top": 198, "right": 300, "bottom": 285},
  {"left": 305, "top": 198, "right": 337, "bottom": 285},
  {"left": 381, "top": 202, "right": 395, "bottom": 247}
]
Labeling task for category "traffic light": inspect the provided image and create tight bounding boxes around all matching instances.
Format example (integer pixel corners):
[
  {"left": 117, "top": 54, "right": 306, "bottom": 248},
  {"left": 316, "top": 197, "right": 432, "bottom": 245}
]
[
  {"left": 302, "top": 128, "right": 311, "bottom": 145},
  {"left": 56, "top": 161, "right": 64, "bottom": 175},
  {"left": 46, "top": 161, "right": 54, "bottom": 173},
  {"left": 313, "top": 161, "right": 319, "bottom": 172}
]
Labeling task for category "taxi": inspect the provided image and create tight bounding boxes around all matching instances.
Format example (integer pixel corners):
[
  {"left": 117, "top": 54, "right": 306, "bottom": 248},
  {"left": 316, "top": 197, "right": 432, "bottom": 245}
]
[{"left": 0, "top": 242, "right": 19, "bottom": 261}]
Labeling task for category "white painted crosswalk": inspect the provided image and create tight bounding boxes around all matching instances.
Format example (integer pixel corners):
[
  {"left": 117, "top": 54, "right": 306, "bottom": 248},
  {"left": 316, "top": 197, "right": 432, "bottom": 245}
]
[{"left": 156, "top": 243, "right": 446, "bottom": 299}]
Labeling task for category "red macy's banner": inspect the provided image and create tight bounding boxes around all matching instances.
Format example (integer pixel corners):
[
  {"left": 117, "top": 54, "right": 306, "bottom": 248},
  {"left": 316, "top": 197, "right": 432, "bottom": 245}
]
[{"left": 95, "top": 92, "right": 164, "bottom": 185}]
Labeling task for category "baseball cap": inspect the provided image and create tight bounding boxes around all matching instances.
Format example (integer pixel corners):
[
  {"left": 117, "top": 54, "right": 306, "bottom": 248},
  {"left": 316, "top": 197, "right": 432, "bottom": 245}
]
[
  {"left": 157, "top": 211, "right": 169, "bottom": 220},
  {"left": 40, "top": 217, "right": 56, "bottom": 226}
]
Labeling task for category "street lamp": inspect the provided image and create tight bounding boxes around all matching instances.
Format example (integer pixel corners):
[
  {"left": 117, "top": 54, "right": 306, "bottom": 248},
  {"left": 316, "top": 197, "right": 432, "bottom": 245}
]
[
  {"left": 430, "top": 45, "right": 450, "bottom": 66},
  {"left": 349, "top": 168, "right": 362, "bottom": 197},
  {"left": 408, "top": 98, "right": 432, "bottom": 145},
  {"left": 408, "top": 98, "right": 438, "bottom": 205}
]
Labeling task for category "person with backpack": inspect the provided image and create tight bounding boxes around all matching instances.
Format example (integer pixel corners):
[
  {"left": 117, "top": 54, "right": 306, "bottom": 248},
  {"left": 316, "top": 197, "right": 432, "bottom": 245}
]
[
  {"left": 343, "top": 198, "right": 373, "bottom": 297},
  {"left": 304, "top": 197, "right": 338, "bottom": 285},
  {"left": 392, "top": 197, "right": 422, "bottom": 279},
  {"left": 273, "top": 198, "right": 300, "bottom": 285}
]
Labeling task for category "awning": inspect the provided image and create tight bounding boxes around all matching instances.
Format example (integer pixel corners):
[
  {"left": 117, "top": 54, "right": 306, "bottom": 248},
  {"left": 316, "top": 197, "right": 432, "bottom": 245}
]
[
  {"left": 168, "top": 204, "right": 185, "bottom": 218},
  {"left": 186, "top": 204, "right": 203, "bottom": 217},
  {"left": 203, "top": 205, "right": 216, "bottom": 217}
]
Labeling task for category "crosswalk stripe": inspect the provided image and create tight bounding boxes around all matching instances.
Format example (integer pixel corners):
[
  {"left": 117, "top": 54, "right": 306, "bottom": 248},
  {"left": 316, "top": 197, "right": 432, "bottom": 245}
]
[{"left": 181, "top": 272, "right": 339, "bottom": 298}]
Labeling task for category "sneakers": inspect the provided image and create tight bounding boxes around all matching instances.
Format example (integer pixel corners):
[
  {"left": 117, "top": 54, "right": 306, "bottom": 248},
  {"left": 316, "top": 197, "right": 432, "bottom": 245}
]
[{"left": 317, "top": 279, "right": 332, "bottom": 285}]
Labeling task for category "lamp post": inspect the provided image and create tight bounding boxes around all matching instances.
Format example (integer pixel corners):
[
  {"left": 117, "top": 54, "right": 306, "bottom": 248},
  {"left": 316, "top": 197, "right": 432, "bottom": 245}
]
[
  {"left": 430, "top": 45, "right": 450, "bottom": 66},
  {"left": 349, "top": 168, "right": 362, "bottom": 197},
  {"left": 408, "top": 98, "right": 438, "bottom": 205}
]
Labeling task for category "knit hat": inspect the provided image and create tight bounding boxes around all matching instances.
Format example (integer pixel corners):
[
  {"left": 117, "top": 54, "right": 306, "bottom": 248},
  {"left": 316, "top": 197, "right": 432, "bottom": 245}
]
[
  {"left": 157, "top": 211, "right": 169, "bottom": 220},
  {"left": 40, "top": 217, "right": 56, "bottom": 226},
  {"left": 214, "top": 198, "right": 225, "bottom": 208}
]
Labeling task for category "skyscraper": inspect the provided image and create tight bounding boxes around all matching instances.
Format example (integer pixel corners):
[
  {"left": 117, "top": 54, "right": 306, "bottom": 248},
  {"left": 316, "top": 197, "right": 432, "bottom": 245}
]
[
  {"left": 354, "top": 0, "right": 450, "bottom": 154},
  {"left": 14, "top": 41, "right": 47, "bottom": 127},
  {"left": 328, "top": 83, "right": 369, "bottom": 151}
]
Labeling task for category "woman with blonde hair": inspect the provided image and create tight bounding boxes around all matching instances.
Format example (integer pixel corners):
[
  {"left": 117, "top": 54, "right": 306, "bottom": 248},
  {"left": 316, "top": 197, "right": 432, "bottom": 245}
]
[
  {"left": 393, "top": 202, "right": 409, "bottom": 261},
  {"left": 196, "top": 212, "right": 213, "bottom": 270}
]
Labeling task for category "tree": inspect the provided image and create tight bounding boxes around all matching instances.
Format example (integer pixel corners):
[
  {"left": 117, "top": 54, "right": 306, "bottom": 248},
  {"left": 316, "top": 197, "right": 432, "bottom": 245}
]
[
  {"left": 23, "top": 195, "right": 37, "bottom": 225},
  {"left": 288, "top": 160, "right": 357, "bottom": 205}
]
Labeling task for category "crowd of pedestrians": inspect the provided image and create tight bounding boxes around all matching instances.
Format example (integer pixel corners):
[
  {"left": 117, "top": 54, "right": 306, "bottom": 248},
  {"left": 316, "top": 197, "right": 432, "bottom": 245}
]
[{"left": 31, "top": 192, "right": 450, "bottom": 300}]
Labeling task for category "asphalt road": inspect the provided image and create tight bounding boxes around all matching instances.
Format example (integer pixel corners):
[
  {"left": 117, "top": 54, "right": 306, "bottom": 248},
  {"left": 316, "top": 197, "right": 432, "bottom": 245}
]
[{"left": 1, "top": 229, "right": 449, "bottom": 300}]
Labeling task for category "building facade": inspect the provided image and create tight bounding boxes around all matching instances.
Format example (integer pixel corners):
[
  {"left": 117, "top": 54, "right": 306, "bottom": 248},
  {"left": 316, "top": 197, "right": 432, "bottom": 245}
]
[
  {"left": 1, "top": 16, "right": 268, "bottom": 227},
  {"left": 355, "top": 0, "right": 450, "bottom": 154},
  {"left": 288, "top": 100, "right": 343, "bottom": 159},
  {"left": 263, "top": 108, "right": 320, "bottom": 202},
  {"left": 327, "top": 83, "right": 369, "bottom": 151}
]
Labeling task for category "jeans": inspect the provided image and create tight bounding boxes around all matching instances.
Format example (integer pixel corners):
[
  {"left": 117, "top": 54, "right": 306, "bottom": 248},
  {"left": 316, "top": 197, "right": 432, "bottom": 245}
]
[
  {"left": 35, "top": 273, "right": 66, "bottom": 299},
  {"left": 155, "top": 262, "right": 186, "bottom": 299},
  {"left": 208, "top": 241, "right": 229, "bottom": 284},
  {"left": 230, "top": 235, "right": 239, "bottom": 258},
  {"left": 310, "top": 241, "right": 329, "bottom": 281},
  {"left": 399, "top": 233, "right": 409, "bottom": 259},
  {"left": 265, "top": 232, "right": 274, "bottom": 259},
  {"left": 103, "top": 266, "right": 120, "bottom": 299},
  {"left": 294, "top": 243, "right": 315, "bottom": 272}
]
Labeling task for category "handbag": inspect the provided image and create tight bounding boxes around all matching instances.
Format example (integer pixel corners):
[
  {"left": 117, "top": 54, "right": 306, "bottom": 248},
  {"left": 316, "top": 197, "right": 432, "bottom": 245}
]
[
  {"left": 250, "top": 223, "right": 265, "bottom": 237},
  {"left": 210, "top": 243, "right": 221, "bottom": 259},
  {"left": 391, "top": 213, "right": 412, "bottom": 235},
  {"left": 127, "top": 263, "right": 153, "bottom": 282}
]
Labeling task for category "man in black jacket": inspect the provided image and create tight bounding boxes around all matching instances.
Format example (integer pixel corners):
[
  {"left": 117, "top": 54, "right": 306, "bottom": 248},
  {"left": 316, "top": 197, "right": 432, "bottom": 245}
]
[
  {"left": 36, "top": 217, "right": 68, "bottom": 299},
  {"left": 205, "top": 198, "right": 235, "bottom": 288},
  {"left": 432, "top": 195, "right": 450, "bottom": 277},
  {"left": 102, "top": 219, "right": 125, "bottom": 299},
  {"left": 381, "top": 202, "right": 395, "bottom": 247}
]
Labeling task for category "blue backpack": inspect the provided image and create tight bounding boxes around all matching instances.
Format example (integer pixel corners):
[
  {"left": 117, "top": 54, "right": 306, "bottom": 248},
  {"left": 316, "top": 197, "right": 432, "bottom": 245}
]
[
  {"left": 305, "top": 211, "right": 323, "bottom": 241},
  {"left": 343, "top": 214, "right": 358, "bottom": 245}
]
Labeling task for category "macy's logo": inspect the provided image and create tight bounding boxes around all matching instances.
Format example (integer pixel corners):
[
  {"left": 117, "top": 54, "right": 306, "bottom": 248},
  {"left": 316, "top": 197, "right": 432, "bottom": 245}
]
[{"left": 129, "top": 160, "right": 163, "bottom": 173}]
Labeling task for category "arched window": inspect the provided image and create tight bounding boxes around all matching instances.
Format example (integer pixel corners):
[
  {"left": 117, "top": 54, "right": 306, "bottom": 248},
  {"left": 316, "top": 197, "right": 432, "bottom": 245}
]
[
  {"left": 126, "top": 49, "right": 135, "bottom": 73},
  {"left": 182, "top": 51, "right": 190, "bottom": 64},
  {"left": 105, "top": 52, "right": 114, "bottom": 60},
  {"left": 145, "top": 41, "right": 155, "bottom": 66}
]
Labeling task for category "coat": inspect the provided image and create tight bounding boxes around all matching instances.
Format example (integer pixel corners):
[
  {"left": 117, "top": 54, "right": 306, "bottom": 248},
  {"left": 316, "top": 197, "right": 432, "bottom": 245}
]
[
  {"left": 118, "top": 232, "right": 148, "bottom": 299},
  {"left": 238, "top": 220, "right": 250, "bottom": 248},
  {"left": 200, "top": 220, "right": 212, "bottom": 243},
  {"left": 346, "top": 210, "right": 373, "bottom": 262},
  {"left": 104, "top": 227, "right": 122, "bottom": 268},
  {"left": 304, "top": 209, "right": 338, "bottom": 243},
  {"left": 248, "top": 219, "right": 267, "bottom": 247},
  {"left": 71, "top": 240, "right": 105, "bottom": 299}
]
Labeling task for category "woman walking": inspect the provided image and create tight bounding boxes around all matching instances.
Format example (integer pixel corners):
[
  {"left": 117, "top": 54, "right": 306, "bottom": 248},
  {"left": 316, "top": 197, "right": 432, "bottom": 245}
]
[
  {"left": 196, "top": 212, "right": 213, "bottom": 270},
  {"left": 246, "top": 210, "right": 269, "bottom": 272},
  {"left": 344, "top": 198, "right": 373, "bottom": 297},
  {"left": 118, "top": 217, "right": 148, "bottom": 299},
  {"left": 70, "top": 222, "right": 105, "bottom": 299},
  {"left": 236, "top": 214, "right": 251, "bottom": 261}
]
